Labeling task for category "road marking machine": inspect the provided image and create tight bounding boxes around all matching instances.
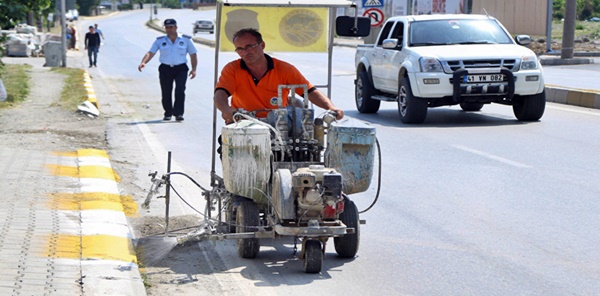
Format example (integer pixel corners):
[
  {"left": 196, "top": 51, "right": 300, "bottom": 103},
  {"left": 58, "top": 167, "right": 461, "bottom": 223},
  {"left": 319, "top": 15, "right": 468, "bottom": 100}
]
[{"left": 143, "top": 0, "right": 378, "bottom": 273}]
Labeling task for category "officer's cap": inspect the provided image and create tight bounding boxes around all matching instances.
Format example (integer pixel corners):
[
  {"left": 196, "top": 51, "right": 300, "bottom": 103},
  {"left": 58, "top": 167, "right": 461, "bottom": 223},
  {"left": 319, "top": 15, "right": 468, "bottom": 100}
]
[{"left": 164, "top": 19, "right": 177, "bottom": 26}]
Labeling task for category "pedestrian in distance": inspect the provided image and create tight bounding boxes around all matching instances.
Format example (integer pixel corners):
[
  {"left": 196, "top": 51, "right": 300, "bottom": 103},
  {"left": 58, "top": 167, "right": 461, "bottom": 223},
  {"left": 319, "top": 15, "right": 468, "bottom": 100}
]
[
  {"left": 138, "top": 18, "right": 198, "bottom": 122},
  {"left": 94, "top": 23, "right": 104, "bottom": 40},
  {"left": 84, "top": 26, "right": 101, "bottom": 67},
  {"left": 69, "top": 24, "right": 77, "bottom": 50},
  {"left": 65, "top": 25, "right": 72, "bottom": 49}
]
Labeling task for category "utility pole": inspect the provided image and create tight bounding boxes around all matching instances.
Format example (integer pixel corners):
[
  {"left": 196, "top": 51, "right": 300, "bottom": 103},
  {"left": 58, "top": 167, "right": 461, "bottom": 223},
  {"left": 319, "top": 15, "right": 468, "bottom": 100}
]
[
  {"left": 561, "top": 0, "right": 576, "bottom": 59},
  {"left": 60, "top": 0, "right": 66, "bottom": 67},
  {"left": 546, "top": 0, "right": 553, "bottom": 53}
]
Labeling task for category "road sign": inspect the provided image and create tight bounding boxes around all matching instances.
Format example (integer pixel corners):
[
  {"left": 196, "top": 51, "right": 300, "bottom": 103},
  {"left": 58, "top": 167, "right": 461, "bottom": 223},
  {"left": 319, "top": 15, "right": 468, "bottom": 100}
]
[
  {"left": 363, "top": 8, "right": 384, "bottom": 27},
  {"left": 362, "top": 0, "right": 384, "bottom": 8}
]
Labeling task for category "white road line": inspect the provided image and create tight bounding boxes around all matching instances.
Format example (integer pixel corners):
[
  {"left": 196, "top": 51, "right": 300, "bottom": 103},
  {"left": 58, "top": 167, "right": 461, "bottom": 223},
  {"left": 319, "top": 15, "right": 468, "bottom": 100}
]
[
  {"left": 452, "top": 145, "right": 532, "bottom": 168},
  {"left": 547, "top": 104, "right": 600, "bottom": 116}
]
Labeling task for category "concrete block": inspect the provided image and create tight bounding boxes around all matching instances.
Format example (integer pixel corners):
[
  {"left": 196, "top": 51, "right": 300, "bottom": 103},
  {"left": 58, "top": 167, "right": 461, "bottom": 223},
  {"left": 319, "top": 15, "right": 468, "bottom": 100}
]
[
  {"left": 566, "top": 90, "right": 582, "bottom": 106},
  {"left": 579, "top": 93, "right": 597, "bottom": 108},
  {"left": 43, "top": 41, "right": 62, "bottom": 67},
  {"left": 550, "top": 88, "right": 568, "bottom": 104},
  {"left": 545, "top": 87, "right": 557, "bottom": 102}
]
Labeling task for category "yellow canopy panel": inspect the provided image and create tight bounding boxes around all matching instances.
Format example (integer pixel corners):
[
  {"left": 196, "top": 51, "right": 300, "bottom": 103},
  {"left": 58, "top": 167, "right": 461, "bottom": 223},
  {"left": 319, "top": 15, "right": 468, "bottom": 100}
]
[{"left": 219, "top": 0, "right": 357, "bottom": 8}]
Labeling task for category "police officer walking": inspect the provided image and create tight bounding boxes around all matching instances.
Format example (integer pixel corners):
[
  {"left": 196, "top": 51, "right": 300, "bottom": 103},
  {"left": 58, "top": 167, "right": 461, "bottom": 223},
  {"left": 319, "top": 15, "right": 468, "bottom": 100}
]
[{"left": 138, "top": 19, "right": 198, "bottom": 121}]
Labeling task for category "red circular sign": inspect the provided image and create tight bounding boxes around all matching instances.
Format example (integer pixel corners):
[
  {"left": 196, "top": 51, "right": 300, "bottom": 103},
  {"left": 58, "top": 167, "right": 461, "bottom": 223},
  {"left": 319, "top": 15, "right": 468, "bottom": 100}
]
[{"left": 363, "top": 8, "right": 384, "bottom": 27}]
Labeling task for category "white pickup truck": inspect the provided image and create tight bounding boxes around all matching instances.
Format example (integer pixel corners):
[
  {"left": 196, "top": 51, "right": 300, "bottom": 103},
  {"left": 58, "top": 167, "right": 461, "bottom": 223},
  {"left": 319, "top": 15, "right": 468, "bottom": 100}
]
[{"left": 354, "top": 14, "right": 546, "bottom": 124}]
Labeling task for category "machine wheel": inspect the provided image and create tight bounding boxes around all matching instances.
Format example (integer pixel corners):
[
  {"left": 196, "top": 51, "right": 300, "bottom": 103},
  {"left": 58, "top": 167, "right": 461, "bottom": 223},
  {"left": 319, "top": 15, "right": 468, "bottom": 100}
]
[
  {"left": 303, "top": 240, "right": 323, "bottom": 273},
  {"left": 225, "top": 197, "right": 237, "bottom": 234},
  {"left": 398, "top": 76, "right": 428, "bottom": 124},
  {"left": 236, "top": 199, "right": 260, "bottom": 258},
  {"left": 355, "top": 71, "right": 380, "bottom": 113},
  {"left": 460, "top": 102, "right": 484, "bottom": 112},
  {"left": 513, "top": 91, "right": 546, "bottom": 121},
  {"left": 334, "top": 199, "right": 360, "bottom": 258}
]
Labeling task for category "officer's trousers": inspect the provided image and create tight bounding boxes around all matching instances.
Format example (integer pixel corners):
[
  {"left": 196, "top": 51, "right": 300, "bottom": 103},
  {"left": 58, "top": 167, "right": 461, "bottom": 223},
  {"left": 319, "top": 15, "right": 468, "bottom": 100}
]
[{"left": 159, "top": 63, "right": 189, "bottom": 117}]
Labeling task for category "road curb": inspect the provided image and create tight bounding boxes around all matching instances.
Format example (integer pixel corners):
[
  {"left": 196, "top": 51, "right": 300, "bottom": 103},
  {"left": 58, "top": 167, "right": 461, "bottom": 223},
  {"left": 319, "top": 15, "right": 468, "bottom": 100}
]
[
  {"left": 46, "top": 149, "right": 147, "bottom": 296},
  {"left": 77, "top": 71, "right": 101, "bottom": 117},
  {"left": 545, "top": 84, "right": 600, "bottom": 109}
]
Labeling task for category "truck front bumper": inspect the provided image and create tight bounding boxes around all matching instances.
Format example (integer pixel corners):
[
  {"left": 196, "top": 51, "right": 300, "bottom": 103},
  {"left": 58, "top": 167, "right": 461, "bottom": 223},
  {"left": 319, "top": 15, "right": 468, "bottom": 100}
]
[{"left": 410, "top": 68, "right": 544, "bottom": 102}]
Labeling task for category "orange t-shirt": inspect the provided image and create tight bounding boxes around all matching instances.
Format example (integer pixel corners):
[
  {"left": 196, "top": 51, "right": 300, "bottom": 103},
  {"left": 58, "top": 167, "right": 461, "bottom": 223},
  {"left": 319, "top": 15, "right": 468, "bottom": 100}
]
[{"left": 215, "top": 55, "right": 315, "bottom": 116}]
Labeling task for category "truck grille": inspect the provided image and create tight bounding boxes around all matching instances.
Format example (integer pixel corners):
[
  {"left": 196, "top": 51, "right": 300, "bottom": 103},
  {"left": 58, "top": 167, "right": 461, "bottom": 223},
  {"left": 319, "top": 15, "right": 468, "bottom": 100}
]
[{"left": 443, "top": 59, "right": 518, "bottom": 73}]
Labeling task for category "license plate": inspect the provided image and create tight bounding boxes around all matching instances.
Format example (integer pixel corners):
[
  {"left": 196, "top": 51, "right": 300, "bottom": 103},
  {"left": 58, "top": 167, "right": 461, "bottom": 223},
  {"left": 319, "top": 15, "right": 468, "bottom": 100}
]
[{"left": 463, "top": 74, "right": 505, "bottom": 83}]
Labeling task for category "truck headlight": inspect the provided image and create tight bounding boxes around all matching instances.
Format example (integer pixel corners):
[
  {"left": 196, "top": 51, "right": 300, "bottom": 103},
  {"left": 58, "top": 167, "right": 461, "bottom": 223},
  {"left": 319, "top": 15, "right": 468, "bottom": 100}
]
[
  {"left": 419, "top": 57, "right": 443, "bottom": 72},
  {"left": 520, "top": 55, "right": 539, "bottom": 70}
]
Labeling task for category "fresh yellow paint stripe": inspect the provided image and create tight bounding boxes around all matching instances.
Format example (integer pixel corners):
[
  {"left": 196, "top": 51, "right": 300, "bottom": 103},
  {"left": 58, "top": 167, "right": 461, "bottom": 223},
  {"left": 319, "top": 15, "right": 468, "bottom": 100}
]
[
  {"left": 46, "top": 234, "right": 137, "bottom": 263},
  {"left": 77, "top": 149, "right": 108, "bottom": 158},
  {"left": 45, "top": 164, "right": 78, "bottom": 176},
  {"left": 48, "top": 192, "right": 138, "bottom": 216},
  {"left": 79, "top": 165, "right": 119, "bottom": 181},
  {"left": 45, "top": 164, "right": 119, "bottom": 181},
  {"left": 52, "top": 151, "right": 78, "bottom": 157},
  {"left": 51, "top": 149, "right": 108, "bottom": 158},
  {"left": 83, "top": 235, "right": 137, "bottom": 262}
]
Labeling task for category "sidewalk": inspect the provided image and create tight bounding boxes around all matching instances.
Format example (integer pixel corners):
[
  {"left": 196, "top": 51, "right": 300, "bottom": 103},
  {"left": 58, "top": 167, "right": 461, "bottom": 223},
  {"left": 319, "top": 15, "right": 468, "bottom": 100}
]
[{"left": 0, "top": 51, "right": 146, "bottom": 295}]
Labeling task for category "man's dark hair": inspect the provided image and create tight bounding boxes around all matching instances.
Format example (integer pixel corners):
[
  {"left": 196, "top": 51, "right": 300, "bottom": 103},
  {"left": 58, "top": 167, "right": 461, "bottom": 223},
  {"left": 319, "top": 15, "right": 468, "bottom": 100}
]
[
  {"left": 233, "top": 28, "right": 263, "bottom": 43},
  {"left": 89, "top": 26, "right": 93, "bottom": 29}
]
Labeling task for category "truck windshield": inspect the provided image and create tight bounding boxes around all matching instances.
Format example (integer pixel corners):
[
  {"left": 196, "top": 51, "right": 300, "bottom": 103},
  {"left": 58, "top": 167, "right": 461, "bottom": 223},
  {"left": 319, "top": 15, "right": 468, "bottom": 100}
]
[{"left": 409, "top": 19, "right": 513, "bottom": 47}]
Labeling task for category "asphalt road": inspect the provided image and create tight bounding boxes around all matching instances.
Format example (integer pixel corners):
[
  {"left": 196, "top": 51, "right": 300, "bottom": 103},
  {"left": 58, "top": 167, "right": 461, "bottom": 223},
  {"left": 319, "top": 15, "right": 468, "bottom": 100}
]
[{"left": 80, "top": 8, "right": 600, "bottom": 296}]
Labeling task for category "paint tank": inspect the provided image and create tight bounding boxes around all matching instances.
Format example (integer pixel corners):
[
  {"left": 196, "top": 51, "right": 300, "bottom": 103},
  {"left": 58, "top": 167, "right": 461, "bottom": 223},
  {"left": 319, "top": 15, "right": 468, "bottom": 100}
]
[
  {"left": 222, "top": 120, "right": 271, "bottom": 204},
  {"left": 325, "top": 119, "right": 376, "bottom": 194}
]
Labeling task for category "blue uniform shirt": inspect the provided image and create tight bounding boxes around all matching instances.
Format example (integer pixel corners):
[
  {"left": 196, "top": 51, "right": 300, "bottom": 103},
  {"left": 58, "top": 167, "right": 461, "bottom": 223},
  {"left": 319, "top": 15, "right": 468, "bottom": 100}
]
[{"left": 149, "top": 34, "right": 197, "bottom": 66}]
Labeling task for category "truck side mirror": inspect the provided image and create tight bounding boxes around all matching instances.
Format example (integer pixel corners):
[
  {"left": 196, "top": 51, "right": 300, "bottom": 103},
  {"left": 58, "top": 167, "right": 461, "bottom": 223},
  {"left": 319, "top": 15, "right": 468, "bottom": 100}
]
[
  {"left": 336, "top": 16, "right": 370, "bottom": 37},
  {"left": 515, "top": 35, "right": 531, "bottom": 46},
  {"left": 382, "top": 38, "right": 400, "bottom": 49}
]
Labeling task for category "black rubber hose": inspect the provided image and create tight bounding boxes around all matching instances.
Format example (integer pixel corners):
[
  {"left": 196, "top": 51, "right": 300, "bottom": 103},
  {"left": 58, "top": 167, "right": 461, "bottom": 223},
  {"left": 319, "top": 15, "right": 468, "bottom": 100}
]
[{"left": 358, "top": 137, "right": 381, "bottom": 214}]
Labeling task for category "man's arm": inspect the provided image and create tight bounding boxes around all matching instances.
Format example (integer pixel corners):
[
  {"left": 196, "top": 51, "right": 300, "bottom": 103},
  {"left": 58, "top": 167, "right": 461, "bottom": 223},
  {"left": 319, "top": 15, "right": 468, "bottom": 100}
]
[
  {"left": 138, "top": 52, "right": 155, "bottom": 72},
  {"left": 214, "top": 89, "right": 236, "bottom": 123},
  {"left": 307, "top": 90, "right": 344, "bottom": 120},
  {"left": 189, "top": 53, "right": 197, "bottom": 79},
  {"left": 84, "top": 33, "right": 88, "bottom": 49}
]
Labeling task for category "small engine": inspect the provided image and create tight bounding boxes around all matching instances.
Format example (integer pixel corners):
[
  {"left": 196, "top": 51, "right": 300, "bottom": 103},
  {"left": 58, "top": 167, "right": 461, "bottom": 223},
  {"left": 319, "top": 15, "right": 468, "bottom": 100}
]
[{"left": 292, "top": 165, "right": 344, "bottom": 221}]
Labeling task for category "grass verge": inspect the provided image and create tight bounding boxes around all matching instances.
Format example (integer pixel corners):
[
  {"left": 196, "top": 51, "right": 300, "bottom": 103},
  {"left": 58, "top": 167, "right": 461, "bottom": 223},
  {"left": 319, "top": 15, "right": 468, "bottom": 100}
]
[
  {"left": 0, "top": 64, "right": 32, "bottom": 108},
  {"left": 51, "top": 67, "right": 87, "bottom": 112}
]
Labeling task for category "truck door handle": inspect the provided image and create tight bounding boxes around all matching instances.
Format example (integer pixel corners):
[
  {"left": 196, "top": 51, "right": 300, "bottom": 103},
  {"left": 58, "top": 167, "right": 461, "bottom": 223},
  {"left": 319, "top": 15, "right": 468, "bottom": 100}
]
[{"left": 383, "top": 52, "right": 389, "bottom": 58}]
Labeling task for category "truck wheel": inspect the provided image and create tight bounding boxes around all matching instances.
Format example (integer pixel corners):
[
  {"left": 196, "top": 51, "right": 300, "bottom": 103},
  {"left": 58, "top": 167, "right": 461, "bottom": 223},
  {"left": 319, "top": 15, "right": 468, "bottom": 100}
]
[
  {"left": 513, "top": 91, "right": 546, "bottom": 121},
  {"left": 236, "top": 199, "right": 260, "bottom": 258},
  {"left": 398, "top": 76, "right": 427, "bottom": 123},
  {"left": 460, "top": 102, "right": 484, "bottom": 112},
  {"left": 303, "top": 240, "right": 323, "bottom": 273},
  {"left": 334, "top": 199, "right": 360, "bottom": 258},
  {"left": 355, "top": 71, "right": 380, "bottom": 113}
]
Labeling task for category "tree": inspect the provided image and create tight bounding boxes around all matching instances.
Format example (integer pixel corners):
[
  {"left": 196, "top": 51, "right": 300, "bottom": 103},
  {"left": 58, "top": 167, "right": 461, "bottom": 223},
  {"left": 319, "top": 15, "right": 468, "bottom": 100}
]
[
  {"left": 0, "top": 0, "right": 52, "bottom": 29},
  {"left": 554, "top": 0, "right": 567, "bottom": 20},
  {"left": 0, "top": 1, "right": 29, "bottom": 29},
  {"left": 78, "top": 0, "right": 101, "bottom": 16}
]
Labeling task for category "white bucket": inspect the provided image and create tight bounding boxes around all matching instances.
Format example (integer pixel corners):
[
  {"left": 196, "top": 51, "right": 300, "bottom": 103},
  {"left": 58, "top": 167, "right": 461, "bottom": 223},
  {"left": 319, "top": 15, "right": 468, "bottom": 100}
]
[
  {"left": 222, "top": 120, "right": 271, "bottom": 204},
  {"left": 325, "top": 118, "right": 376, "bottom": 194}
]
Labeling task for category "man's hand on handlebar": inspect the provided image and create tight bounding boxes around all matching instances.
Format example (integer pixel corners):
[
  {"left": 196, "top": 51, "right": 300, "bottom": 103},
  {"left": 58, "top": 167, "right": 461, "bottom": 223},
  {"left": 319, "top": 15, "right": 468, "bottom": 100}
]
[
  {"left": 329, "top": 108, "right": 344, "bottom": 120},
  {"left": 221, "top": 106, "right": 237, "bottom": 124}
]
